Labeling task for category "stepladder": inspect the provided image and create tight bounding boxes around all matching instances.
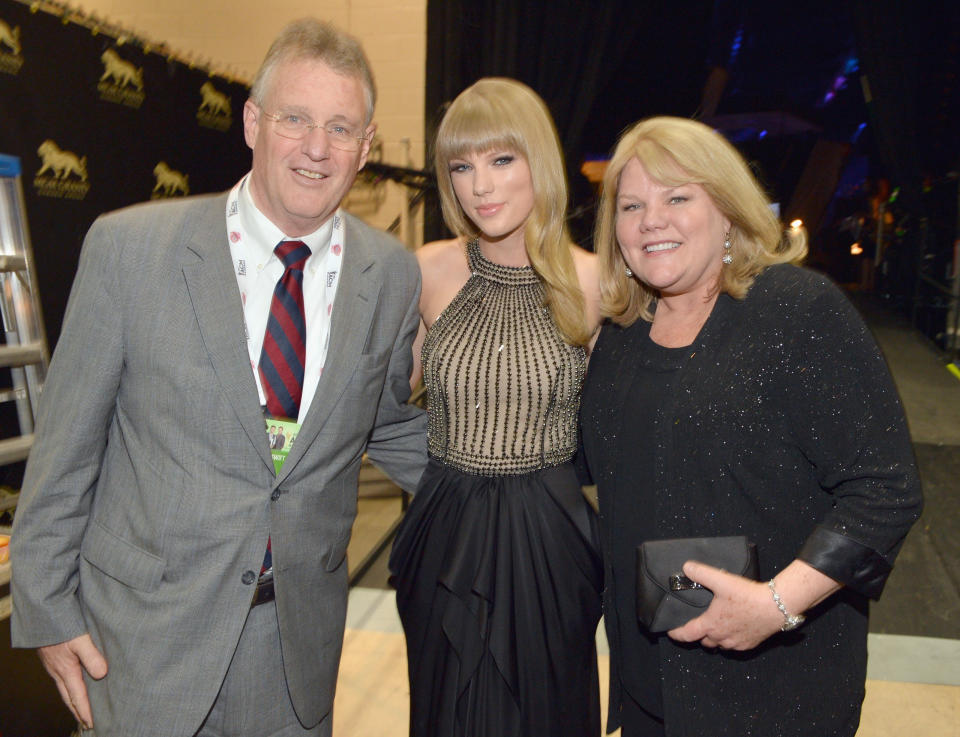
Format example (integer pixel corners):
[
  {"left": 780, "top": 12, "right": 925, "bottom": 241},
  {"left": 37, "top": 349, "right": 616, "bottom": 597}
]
[{"left": 0, "top": 153, "right": 50, "bottom": 618}]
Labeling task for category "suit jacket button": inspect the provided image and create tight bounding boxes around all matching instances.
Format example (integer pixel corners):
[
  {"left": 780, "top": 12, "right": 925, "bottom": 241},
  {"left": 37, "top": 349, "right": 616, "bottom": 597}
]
[
  {"left": 271, "top": 489, "right": 281, "bottom": 501},
  {"left": 241, "top": 570, "right": 257, "bottom": 585}
]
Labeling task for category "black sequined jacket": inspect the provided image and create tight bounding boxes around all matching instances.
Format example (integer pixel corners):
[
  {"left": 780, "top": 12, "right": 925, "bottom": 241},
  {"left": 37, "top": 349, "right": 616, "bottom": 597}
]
[{"left": 580, "top": 264, "right": 923, "bottom": 737}]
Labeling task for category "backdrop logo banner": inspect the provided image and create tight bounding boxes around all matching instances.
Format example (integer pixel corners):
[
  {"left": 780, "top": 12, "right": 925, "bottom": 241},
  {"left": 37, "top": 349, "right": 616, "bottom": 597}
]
[
  {"left": 197, "top": 80, "right": 232, "bottom": 131},
  {"left": 98, "top": 48, "right": 145, "bottom": 108},
  {"left": 152, "top": 161, "right": 190, "bottom": 198},
  {"left": 34, "top": 139, "right": 91, "bottom": 200},
  {"left": 0, "top": 0, "right": 252, "bottom": 350},
  {"left": 0, "top": 16, "right": 23, "bottom": 74}
]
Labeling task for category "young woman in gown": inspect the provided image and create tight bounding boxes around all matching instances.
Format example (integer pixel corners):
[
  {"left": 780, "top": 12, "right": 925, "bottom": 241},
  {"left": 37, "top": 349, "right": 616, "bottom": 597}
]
[{"left": 389, "top": 77, "right": 603, "bottom": 737}]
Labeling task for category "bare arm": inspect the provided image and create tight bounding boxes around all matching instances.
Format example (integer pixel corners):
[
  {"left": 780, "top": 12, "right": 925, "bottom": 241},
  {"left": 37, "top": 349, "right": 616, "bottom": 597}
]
[
  {"left": 409, "top": 318, "right": 427, "bottom": 392},
  {"left": 408, "top": 239, "right": 471, "bottom": 390}
]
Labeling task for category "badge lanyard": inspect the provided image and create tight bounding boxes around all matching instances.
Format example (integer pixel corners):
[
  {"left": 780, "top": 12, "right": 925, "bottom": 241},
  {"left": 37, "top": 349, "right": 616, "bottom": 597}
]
[{"left": 225, "top": 175, "right": 344, "bottom": 427}]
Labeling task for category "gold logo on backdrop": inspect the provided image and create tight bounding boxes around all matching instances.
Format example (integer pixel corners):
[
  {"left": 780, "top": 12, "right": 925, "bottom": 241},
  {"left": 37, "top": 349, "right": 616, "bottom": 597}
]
[
  {"left": 0, "top": 18, "right": 24, "bottom": 75},
  {"left": 98, "top": 48, "right": 145, "bottom": 108},
  {"left": 34, "top": 140, "right": 91, "bottom": 200},
  {"left": 152, "top": 162, "right": 189, "bottom": 198},
  {"left": 197, "top": 81, "right": 232, "bottom": 131}
]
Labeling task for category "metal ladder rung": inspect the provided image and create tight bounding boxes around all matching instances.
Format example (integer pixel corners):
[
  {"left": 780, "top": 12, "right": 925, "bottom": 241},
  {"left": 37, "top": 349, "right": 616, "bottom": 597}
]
[
  {"left": 0, "top": 341, "right": 44, "bottom": 368},
  {"left": 0, "top": 254, "right": 27, "bottom": 272},
  {"left": 1, "top": 155, "right": 49, "bottom": 521},
  {"left": 0, "top": 435, "right": 33, "bottom": 465}
]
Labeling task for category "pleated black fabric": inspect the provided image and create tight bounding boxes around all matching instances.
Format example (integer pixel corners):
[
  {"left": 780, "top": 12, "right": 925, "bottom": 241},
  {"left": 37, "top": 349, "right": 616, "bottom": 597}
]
[{"left": 389, "top": 459, "right": 602, "bottom": 737}]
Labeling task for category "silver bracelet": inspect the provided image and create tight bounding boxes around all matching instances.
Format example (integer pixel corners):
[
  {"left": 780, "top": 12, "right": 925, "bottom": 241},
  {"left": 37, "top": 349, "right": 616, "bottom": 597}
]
[{"left": 768, "top": 578, "right": 806, "bottom": 631}]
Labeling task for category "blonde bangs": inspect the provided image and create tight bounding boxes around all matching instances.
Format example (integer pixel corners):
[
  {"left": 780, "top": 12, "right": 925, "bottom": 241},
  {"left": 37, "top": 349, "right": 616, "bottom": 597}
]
[
  {"left": 435, "top": 120, "right": 525, "bottom": 168},
  {"left": 631, "top": 138, "right": 702, "bottom": 189},
  {"left": 434, "top": 81, "right": 534, "bottom": 166}
]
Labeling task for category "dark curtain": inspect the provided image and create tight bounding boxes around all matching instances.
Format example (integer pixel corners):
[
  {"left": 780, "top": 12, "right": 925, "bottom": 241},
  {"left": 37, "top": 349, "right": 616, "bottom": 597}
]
[
  {"left": 854, "top": 0, "right": 924, "bottom": 216},
  {"left": 425, "top": 0, "right": 645, "bottom": 245},
  {"left": 853, "top": 0, "right": 960, "bottom": 311}
]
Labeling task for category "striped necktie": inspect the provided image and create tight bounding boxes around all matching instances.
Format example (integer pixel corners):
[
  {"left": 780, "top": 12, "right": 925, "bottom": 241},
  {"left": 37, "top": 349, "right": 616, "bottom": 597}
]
[
  {"left": 259, "top": 240, "right": 310, "bottom": 576},
  {"left": 259, "top": 240, "right": 311, "bottom": 420}
]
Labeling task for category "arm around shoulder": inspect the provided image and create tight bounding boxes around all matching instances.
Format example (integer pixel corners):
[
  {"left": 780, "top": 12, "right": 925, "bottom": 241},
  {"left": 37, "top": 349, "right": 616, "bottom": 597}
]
[{"left": 365, "top": 249, "right": 428, "bottom": 492}]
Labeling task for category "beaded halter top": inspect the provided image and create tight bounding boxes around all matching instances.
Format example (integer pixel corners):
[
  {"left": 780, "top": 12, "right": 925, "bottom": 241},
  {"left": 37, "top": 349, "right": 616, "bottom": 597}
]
[{"left": 422, "top": 240, "right": 587, "bottom": 476}]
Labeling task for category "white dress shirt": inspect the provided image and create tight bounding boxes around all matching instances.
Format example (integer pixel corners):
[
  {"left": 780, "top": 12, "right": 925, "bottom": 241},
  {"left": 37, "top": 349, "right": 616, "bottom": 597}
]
[{"left": 228, "top": 174, "right": 343, "bottom": 424}]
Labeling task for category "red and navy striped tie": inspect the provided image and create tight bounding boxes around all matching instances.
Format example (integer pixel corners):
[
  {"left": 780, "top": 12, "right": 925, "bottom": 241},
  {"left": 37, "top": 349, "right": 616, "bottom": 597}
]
[
  {"left": 259, "top": 240, "right": 310, "bottom": 576},
  {"left": 259, "top": 240, "right": 311, "bottom": 421}
]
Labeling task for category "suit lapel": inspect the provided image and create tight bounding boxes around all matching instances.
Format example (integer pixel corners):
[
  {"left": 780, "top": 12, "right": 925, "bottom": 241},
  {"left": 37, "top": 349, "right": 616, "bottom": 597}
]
[
  {"left": 181, "top": 195, "right": 275, "bottom": 473},
  {"left": 276, "top": 214, "right": 381, "bottom": 483}
]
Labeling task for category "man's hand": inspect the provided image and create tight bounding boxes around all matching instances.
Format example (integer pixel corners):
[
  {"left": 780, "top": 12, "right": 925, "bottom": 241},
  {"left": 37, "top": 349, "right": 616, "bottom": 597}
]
[{"left": 38, "top": 634, "right": 108, "bottom": 729}]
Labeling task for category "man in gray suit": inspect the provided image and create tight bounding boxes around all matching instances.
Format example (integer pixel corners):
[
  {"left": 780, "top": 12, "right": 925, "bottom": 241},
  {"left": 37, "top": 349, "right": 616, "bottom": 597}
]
[{"left": 10, "top": 18, "right": 426, "bottom": 737}]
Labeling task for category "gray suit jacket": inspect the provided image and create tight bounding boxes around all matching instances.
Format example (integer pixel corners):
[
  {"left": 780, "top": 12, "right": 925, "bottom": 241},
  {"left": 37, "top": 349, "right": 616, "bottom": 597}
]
[{"left": 10, "top": 192, "right": 427, "bottom": 736}]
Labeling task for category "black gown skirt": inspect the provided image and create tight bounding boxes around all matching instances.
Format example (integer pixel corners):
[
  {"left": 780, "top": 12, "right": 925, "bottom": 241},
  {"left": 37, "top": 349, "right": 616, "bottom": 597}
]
[{"left": 389, "top": 458, "right": 603, "bottom": 737}]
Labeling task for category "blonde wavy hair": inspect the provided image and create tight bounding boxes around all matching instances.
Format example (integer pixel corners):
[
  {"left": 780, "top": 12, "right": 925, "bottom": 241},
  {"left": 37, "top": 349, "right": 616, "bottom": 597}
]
[
  {"left": 433, "top": 78, "right": 590, "bottom": 346},
  {"left": 595, "top": 116, "right": 807, "bottom": 326}
]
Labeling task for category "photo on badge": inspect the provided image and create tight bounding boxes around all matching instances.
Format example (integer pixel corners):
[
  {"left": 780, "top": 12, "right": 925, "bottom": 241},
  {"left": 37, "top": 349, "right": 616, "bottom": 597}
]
[{"left": 265, "top": 417, "right": 300, "bottom": 473}]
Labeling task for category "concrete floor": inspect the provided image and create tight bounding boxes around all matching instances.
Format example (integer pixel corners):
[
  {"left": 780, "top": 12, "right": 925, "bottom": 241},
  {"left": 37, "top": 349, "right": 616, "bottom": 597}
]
[{"left": 849, "top": 293, "right": 960, "bottom": 641}]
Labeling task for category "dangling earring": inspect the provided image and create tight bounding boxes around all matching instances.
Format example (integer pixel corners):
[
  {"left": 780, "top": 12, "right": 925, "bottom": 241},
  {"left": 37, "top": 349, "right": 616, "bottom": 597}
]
[
  {"left": 722, "top": 233, "right": 732, "bottom": 264},
  {"left": 625, "top": 266, "right": 633, "bottom": 278}
]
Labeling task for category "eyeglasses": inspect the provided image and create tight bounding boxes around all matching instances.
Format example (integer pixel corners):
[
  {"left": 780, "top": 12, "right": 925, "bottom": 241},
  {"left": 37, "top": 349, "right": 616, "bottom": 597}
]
[{"left": 263, "top": 111, "right": 368, "bottom": 152}]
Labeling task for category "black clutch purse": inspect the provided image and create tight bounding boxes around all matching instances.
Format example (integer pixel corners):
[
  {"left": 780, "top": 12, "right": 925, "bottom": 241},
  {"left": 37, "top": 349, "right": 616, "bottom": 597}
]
[{"left": 636, "top": 536, "right": 759, "bottom": 632}]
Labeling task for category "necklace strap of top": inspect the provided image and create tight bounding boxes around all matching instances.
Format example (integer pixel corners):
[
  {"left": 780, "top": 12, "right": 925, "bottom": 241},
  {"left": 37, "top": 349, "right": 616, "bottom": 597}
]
[{"left": 467, "top": 239, "right": 540, "bottom": 286}]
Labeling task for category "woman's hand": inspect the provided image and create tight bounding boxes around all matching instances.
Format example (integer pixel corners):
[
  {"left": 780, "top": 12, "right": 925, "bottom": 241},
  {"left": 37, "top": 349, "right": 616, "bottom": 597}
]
[
  {"left": 667, "top": 561, "right": 783, "bottom": 650},
  {"left": 668, "top": 559, "right": 842, "bottom": 651}
]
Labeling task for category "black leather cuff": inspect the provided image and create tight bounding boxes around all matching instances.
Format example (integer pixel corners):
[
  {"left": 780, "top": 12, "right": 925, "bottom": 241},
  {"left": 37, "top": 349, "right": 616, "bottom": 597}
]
[{"left": 797, "top": 525, "right": 892, "bottom": 599}]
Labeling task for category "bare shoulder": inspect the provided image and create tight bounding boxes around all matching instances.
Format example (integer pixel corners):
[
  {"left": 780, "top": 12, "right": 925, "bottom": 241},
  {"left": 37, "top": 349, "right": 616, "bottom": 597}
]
[
  {"left": 417, "top": 238, "right": 471, "bottom": 327},
  {"left": 416, "top": 238, "right": 468, "bottom": 277}
]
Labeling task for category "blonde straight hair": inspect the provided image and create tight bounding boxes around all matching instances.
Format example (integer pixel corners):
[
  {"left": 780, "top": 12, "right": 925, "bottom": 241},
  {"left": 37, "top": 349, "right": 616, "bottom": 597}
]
[
  {"left": 595, "top": 116, "right": 807, "bottom": 325},
  {"left": 433, "top": 78, "right": 590, "bottom": 346}
]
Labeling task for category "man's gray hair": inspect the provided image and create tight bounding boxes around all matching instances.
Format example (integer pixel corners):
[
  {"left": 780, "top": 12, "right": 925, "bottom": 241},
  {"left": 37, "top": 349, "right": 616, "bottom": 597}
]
[{"left": 250, "top": 18, "right": 376, "bottom": 124}]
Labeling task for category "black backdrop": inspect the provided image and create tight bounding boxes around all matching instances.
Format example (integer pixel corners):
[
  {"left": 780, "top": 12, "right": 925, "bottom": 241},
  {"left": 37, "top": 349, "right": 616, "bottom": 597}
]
[
  {"left": 0, "top": 0, "right": 250, "bottom": 490},
  {"left": 0, "top": 0, "right": 251, "bottom": 350}
]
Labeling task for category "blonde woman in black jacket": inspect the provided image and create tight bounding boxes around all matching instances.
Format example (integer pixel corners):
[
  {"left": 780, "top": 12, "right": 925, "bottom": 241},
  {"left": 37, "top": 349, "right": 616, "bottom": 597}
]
[{"left": 580, "top": 116, "right": 922, "bottom": 737}]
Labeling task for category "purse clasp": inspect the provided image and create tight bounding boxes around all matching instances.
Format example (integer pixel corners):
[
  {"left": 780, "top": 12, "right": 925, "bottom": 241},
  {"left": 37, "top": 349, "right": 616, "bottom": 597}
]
[{"left": 669, "top": 573, "right": 704, "bottom": 591}]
